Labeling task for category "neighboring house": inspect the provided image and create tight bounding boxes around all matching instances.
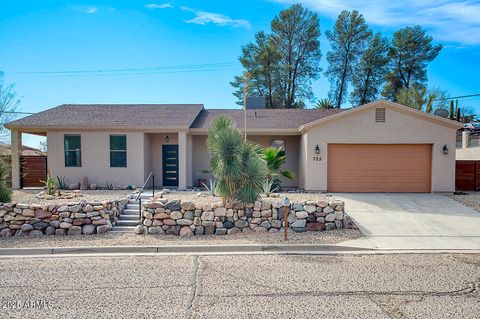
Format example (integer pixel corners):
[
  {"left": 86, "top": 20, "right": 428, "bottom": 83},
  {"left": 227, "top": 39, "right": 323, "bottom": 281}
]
[
  {"left": 0, "top": 144, "right": 45, "bottom": 157},
  {"left": 5, "top": 100, "right": 462, "bottom": 192}
]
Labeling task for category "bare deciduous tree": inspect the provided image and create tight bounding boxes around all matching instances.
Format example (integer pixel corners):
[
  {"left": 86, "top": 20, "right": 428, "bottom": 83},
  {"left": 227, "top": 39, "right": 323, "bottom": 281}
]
[{"left": 0, "top": 72, "right": 21, "bottom": 141}]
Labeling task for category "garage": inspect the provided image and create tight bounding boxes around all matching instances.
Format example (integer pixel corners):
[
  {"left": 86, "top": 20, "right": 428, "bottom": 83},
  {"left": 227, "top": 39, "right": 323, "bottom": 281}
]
[{"left": 327, "top": 144, "right": 432, "bottom": 193}]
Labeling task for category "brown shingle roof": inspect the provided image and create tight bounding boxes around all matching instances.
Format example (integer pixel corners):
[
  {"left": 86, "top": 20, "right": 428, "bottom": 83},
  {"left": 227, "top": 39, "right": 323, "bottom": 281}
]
[
  {"left": 6, "top": 104, "right": 204, "bottom": 129},
  {"left": 5, "top": 104, "right": 344, "bottom": 131},
  {"left": 190, "top": 108, "right": 344, "bottom": 130}
]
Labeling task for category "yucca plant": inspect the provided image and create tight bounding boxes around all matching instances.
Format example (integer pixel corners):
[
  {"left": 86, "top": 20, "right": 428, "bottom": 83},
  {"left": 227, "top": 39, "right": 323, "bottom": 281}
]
[
  {"left": 207, "top": 115, "right": 268, "bottom": 203},
  {"left": 263, "top": 146, "right": 295, "bottom": 190}
]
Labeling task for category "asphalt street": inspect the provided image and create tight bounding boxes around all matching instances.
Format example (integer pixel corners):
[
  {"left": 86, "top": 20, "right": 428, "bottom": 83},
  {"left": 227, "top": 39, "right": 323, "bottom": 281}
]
[{"left": 0, "top": 253, "right": 479, "bottom": 319}]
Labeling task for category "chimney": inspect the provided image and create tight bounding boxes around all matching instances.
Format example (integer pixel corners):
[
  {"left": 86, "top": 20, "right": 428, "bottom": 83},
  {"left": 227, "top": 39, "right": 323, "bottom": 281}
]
[{"left": 246, "top": 96, "right": 265, "bottom": 109}]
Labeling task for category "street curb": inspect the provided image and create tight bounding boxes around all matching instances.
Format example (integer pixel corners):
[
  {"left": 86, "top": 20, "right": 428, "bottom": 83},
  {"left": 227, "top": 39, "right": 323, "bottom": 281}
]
[
  {"left": 0, "top": 244, "right": 370, "bottom": 256},
  {"left": 0, "top": 244, "right": 479, "bottom": 257}
]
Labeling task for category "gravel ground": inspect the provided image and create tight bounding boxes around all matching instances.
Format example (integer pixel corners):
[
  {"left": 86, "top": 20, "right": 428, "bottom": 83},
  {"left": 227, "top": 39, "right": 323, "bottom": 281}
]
[
  {"left": 147, "top": 190, "right": 339, "bottom": 203},
  {"left": 0, "top": 229, "right": 362, "bottom": 248},
  {"left": 448, "top": 192, "right": 480, "bottom": 213},
  {"left": 0, "top": 253, "right": 479, "bottom": 318},
  {"left": 11, "top": 189, "right": 132, "bottom": 205}
]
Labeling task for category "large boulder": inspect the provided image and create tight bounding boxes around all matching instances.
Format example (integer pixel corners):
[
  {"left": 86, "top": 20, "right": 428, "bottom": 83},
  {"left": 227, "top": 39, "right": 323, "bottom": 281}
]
[
  {"left": 67, "top": 226, "right": 82, "bottom": 235},
  {"left": 165, "top": 200, "right": 181, "bottom": 211},
  {"left": 82, "top": 224, "right": 96, "bottom": 235}
]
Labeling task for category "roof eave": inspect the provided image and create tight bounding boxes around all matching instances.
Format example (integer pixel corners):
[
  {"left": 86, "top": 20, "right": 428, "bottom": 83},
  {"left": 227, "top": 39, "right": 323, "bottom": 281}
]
[{"left": 300, "top": 100, "right": 464, "bottom": 131}]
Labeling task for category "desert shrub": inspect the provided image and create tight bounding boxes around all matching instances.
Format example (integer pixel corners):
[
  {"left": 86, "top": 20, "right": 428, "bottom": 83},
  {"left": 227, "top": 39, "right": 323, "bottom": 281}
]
[{"left": 0, "top": 158, "right": 12, "bottom": 202}]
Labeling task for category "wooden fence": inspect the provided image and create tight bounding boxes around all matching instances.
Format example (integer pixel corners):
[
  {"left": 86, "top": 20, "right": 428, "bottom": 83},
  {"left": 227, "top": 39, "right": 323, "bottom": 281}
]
[
  {"left": 455, "top": 160, "right": 480, "bottom": 191},
  {"left": 20, "top": 156, "right": 47, "bottom": 188}
]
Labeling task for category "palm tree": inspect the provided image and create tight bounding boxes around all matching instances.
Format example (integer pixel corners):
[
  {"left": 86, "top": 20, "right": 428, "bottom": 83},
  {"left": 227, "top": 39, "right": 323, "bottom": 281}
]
[
  {"left": 315, "top": 98, "right": 334, "bottom": 109},
  {"left": 263, "top": 146, "right": 295, "bottom": 189},
  {"left": 207, "top": 115, "right": 268, "bottom": 203}
]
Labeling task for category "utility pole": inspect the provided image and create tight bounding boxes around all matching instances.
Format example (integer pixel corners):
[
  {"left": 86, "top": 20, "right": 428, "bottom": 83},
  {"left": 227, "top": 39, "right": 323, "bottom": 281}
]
[{"left": 243, "top": 72, "right": 250, "bottom": 141}]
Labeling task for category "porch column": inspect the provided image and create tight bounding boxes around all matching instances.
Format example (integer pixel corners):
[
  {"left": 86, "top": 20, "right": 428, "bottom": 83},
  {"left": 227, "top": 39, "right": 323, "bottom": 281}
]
[
  {"left": 462, "top": 130, "right": 469, "bottom": 149},
  {"left": 11, "top": 130, "right": 22, "bottom": 189},
  {"left": 178, "top": 131, "right": 187, "bottom": 190}
]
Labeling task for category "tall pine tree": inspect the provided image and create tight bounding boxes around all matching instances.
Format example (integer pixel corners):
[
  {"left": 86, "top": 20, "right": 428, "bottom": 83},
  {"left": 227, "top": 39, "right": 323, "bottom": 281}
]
[
  {"left": 325, "top": 10, "right": 371, "bottom": 109},
  {"left": 383, "top": 25, "right": 442, "bottom": 101},
  {"left": 349, "top": 32, "right": 390, "bottom": 106},
  {"left": 231, "top": 4, "right": 321, "bottom": 109}
]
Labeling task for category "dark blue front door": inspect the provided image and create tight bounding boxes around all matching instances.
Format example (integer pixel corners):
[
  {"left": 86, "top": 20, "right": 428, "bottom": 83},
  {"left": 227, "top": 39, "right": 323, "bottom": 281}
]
[{"left": 162, "top": 145, "right": 179, "bottom": 187}]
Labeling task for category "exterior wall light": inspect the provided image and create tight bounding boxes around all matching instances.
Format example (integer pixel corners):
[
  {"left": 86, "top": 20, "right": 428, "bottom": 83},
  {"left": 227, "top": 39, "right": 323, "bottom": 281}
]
[
  {"left": 315, "top": 145, "right": 320, "bottom": 154},
  {"left": 165, "top": 135, "right": 169, "bottom": 143},
  {"left": 442, "top": 144, "right": 449, "bottom": 154}
]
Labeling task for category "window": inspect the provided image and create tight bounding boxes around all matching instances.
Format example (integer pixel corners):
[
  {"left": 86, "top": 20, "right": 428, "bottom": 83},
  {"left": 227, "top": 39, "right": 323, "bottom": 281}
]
[
  {"left": 110, "top": 135, "right": 127, "bottom": 167},
  {"left": 64, "top": 135, "right": 81, "bottom": 167},
  {"left": 375, "top": 108, "right": 386, "bottom": 122},
  {"left": 270, "top": 139, "right": 286, "bottom": 151}
]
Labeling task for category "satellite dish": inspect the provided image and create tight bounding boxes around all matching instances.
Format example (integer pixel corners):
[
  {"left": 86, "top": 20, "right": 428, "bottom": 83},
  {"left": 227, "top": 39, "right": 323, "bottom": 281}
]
[{"left": 434, "top": 109, "right": 449, "bottom": 118}]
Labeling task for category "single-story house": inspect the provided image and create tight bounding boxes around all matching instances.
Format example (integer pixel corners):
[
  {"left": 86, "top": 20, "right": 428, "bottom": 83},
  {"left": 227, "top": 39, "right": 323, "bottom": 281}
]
[{"left": 5, "top": 100, "right": 462, "bottom": 192}]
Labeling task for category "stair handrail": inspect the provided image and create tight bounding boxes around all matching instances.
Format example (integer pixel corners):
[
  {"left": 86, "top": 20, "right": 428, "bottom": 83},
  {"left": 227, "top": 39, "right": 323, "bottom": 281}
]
[
  {"left": 135, "top": 171, "right": 155, "bottom": 221},
  {"left": 135, "top": 171, "right": 155, "bottom": 201}
]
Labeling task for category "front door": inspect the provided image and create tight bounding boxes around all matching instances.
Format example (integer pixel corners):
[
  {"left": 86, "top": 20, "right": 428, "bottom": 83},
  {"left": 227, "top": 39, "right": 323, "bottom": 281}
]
[{"left": 162, "top": 145, "right": 179, "bottom": 187}]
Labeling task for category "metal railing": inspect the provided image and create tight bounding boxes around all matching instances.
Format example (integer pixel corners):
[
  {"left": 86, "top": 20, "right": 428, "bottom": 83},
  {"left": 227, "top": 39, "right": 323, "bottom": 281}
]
[{"left": 135, "top": 172, "right": 155, "bottom": 221}]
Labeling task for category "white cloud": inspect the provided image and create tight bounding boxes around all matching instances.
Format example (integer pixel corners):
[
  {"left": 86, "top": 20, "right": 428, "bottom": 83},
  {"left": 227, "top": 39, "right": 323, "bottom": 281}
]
[
  {"left": 271, "top": 0, "right": 480, "bottom": 45},
  {"left": 145, "top": 3, "right": 173, "bottom": 10},
  {"left": 82, "top": 6, "right": 98, "bottom": 14},
  {"left": 181, "top": 6, "right": 251, "bottom": 28}
]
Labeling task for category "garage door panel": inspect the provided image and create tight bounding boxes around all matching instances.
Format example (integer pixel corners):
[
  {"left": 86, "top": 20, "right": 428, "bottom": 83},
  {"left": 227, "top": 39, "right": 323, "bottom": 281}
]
[{"left": 327, "top": 144, "right": 431, "bottom": 193}]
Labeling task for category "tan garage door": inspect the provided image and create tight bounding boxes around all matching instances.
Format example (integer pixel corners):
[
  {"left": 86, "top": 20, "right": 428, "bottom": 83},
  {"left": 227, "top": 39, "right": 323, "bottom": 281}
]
[{"left": 327, "top": 144, "right": 432, "bottom": 192}]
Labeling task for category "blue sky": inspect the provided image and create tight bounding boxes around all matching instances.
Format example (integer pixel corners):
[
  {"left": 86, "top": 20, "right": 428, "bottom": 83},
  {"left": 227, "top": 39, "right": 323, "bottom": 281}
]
[{"left": 1, "top": 0, "right": 479, "bottom": 147}]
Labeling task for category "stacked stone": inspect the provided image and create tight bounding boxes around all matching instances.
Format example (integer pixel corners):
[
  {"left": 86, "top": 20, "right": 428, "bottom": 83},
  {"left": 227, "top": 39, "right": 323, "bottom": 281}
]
[
  {"left": 0, "top": 199, "right": 127, "bottom": 237},
  {"left": 137, "top": 196, "right": 353, "bottom": 236}
]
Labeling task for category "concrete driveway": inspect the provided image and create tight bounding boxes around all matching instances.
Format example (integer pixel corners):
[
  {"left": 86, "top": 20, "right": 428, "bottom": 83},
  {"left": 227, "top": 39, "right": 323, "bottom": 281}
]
[{"left": 335, "top": 193, "right": 480, "bottom": 250}]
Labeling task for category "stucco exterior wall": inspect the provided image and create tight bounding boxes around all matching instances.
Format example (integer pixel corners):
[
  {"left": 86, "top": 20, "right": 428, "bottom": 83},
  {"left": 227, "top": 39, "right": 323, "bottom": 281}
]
[
  {"left": 47, "top": 131, "right": 145, "bottom": 187},
  {"left": 248, "top": 135, "right": 300, "bottom": 188},
  {"left": 191, "top": 134, "right": 300, "bottom": 188},
  {"left": 300, "top": 107, "right": 458, "bottom": 192},
  {"left": 191, "top": 135, "right": 210, "bottom": 186}
]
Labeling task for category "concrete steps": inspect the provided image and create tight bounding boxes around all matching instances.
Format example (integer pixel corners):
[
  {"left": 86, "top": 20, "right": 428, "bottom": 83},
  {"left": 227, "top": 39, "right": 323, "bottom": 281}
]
[
  {"left": 111, "top": 197, "right": 143, "bottom": 233},
  {"left": 110, "top": 226, "right": 136, "bottom": 233},
  {"left": 110, "top": 192, "right": 158, "bottom": 233}
]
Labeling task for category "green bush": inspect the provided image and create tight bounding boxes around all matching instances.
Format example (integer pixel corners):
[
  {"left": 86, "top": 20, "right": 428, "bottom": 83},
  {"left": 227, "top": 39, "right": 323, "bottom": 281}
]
[
  {"left": 207, "top": 115, "right": 268, "bottom": 203},
  {"left": 0, "top": 158, "right": 12, "bottom": 202}
]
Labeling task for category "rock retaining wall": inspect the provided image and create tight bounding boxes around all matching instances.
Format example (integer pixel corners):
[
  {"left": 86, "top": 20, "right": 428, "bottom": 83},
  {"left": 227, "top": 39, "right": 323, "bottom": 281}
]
[
  {"left": 136, "top": 196, "right": 354, "bottom": 236},
  {"left": 0, "top": 199, "right": 127, "bottom": 237}
]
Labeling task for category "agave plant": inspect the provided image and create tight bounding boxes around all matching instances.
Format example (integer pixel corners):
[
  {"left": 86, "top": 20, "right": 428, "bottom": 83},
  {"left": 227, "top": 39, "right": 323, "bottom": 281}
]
[
  {"left": 201, "top": 177, "right": 217, "bottom": 196},
  {"left": 263, "top": 146, "right": 295, "bottom": 190},
  {"left": 207, "top": 115, "right": 268, "bottom": 203},
  {"left": 262, "top": 178, "right": 279, "bottom": 196},
  {"left": 56, "top": 175, "right": 67, "bottom": 190}
]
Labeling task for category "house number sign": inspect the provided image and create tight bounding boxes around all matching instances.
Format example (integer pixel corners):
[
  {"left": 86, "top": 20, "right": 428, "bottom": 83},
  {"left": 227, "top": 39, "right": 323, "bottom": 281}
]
[{"left": 313, "top": 156, "right": 322, "bottom": 161}]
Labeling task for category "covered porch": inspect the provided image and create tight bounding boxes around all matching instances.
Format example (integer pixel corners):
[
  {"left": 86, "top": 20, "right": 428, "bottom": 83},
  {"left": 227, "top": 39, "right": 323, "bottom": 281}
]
[{"left": 143, "top": 131, "right": 190, "bottom": 190}]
